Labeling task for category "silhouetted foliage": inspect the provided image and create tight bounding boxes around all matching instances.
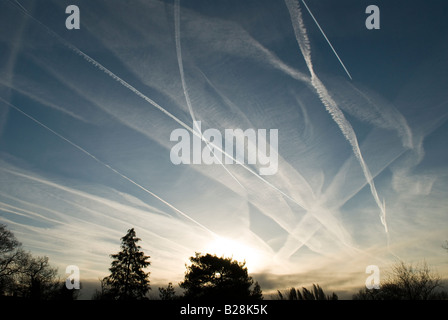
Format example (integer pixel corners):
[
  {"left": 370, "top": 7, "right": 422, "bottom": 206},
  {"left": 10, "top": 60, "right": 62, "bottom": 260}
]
[
  {"left": 0, "top": 223, "right": 23, "bottom": 292},
  {"left": 15, "top": 255, "right": 59, "bottom": 300},
  {"left": 353, "top": 261, "right": 445, "bottom": 300},
  {"left": 252, "top": 281, "right": 263, "bottom": 299},
  {"left": 179, "top": 252, "right": 263, "bottom": 300},
  {"left": 277, "top": 284, "right": 338, "bottom": 300},
  {"left": 0, "top": 224, "right": 62, "bottom": 300},
  {"left": 50, "top": 282, "right": 80, "bottom": 300},
  {"left": 0, "top": 224, "right": 20, "bottom": 254},
  {"left": 101, "top": 228, "right": 151, "bottom": 300},
  {"left": 159, "top": 282, "right": 178, "bottom": 300},
  {"left": 91, "top": 277, "right": 112, "bottom": 300}
]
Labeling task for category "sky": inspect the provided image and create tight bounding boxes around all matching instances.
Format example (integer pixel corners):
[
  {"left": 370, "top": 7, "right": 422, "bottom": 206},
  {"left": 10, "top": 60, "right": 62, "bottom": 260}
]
[{"left": 0, "top": 0, "right": 447, "bottom": 298}]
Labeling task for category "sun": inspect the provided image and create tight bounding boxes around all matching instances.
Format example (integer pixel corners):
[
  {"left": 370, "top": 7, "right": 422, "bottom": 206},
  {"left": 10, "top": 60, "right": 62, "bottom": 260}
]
[{"left": 204, "top": 236, "right": 264, "bottom": 273}]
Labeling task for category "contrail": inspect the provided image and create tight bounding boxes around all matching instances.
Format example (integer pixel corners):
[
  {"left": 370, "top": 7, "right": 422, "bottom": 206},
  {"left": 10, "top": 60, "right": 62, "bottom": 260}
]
[
  {"left": 285, "top": 0, "right": 388, "bottom": 234},
  {"left": 313, "top": 76, "right": 388, "bottom": 232},
  {"left": 174, "top": 0, "right": 245, "bottom": 190},
  {"left": 7, "top": 0, "right": 309, "bottom": 211},
  {"left": 0, "top": 201, "right": 65, "bottom": 226},
  {"left": 301, "top": 0, "right": 352, "bottom": 80},
  {"left": 0, "top": 96, "right": 217, "bottom": 236},
  {"left": 4, "top": 0, "right": 193, "bottom": 133},
  {"left": 12, "top": 0, "right": 28, "bottom": 13}
]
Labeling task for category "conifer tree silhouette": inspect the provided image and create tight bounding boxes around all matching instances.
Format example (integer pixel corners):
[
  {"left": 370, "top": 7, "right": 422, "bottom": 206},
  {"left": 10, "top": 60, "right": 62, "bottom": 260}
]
[{"left": 103, "top": 228, "right": 151, "bottom": 300}]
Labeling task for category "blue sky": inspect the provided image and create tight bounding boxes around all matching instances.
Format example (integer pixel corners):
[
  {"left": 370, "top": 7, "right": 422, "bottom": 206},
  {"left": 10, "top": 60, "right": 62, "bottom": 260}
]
[{"left": 1, "top": 0, "right": 447, "bottom": 297}]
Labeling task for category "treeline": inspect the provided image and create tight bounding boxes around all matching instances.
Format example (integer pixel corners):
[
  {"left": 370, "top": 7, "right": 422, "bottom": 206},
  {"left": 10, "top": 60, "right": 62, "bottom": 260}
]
[
  {"left": 276, "top": 261, "right": 448, "bottom": 300},
  {"left": 352, "top": 261, "right": 448, "bottom": 300},
  {"left": 1, "top": 225, "right": 447, "bottom": 300},
  {"left": 0, "top": 224, "right": 77, "bottom": 300},
  {"left": 91, "top": 228, "right": 262, "bottom": 300}
]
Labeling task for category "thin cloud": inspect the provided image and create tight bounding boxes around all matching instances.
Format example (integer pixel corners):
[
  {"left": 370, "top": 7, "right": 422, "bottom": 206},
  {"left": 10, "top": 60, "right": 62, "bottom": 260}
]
[
  {"left": 0, "top": 0, "right": 447, "bottom": 294},
  {"left": 285, "top": 0, "right": 388, "bottom": 235}
]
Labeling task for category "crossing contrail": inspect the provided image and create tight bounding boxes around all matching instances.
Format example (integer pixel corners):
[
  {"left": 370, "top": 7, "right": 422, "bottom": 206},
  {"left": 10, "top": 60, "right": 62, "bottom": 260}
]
[
  {"left": 174, "top": 0, "right": 245, "bottom": 190},
  {"left": 6, "top": 0, "right": 309, "bottom": 212},
  {"left": 0, "top": 96, "right": 217, "bottom": 236},
  {"left": 285, "top": 0, "right": 388, "bottom": 234},
  {"left": 301, "top": 0, "right": 353, "bottom": 80}
]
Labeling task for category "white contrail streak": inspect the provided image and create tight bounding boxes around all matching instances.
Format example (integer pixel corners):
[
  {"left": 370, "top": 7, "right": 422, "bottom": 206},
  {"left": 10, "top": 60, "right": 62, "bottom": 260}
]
[
  {"left": 4, "top": 0, "right": 192, "bottom": 132},
  {"left": 285, "top": 0, "right": 387, "bottom": 233},
  {"left": 174, "top": 0, "right": 245, "bottom": 190},
  {"left": 7, "top": 0, "right": 308, "bottom": 212},
  {"left": 12, "top": 0, "right": 28, "bottom": 13},
  {"left": 301, "top": 0, "right": 352, "bottom": 80},
  {"left": 0, "top": 96, "right": 216, "bottom": 236}
]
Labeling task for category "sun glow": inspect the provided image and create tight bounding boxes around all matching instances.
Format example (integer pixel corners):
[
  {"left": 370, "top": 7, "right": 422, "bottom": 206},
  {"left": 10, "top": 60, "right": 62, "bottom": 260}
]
[{"left": 205, "top": 236, "right": 265, "bottom": 273}]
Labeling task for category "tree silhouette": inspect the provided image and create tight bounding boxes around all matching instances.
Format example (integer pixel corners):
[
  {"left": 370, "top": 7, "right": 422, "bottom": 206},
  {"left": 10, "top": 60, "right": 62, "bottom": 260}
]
[
  {"left": 51, "top": 282, "right": 80, "bottom": 300},
  {"left": 0, "top": 224, "right": 20, "bottom": 254},
  {"left": 15, "top": 255, "right": 59, "bottom": 300},
  {"left": 159, "top": 282, "right": 178, "bottom": 300},
  {"left": 0, "top": 223, "right": 23, "bottom": 288},
  {"left": 277, "top": 284, "right": 338, "bottom": 300},
  {"left": 353, "top": 261, "right": 445, "bottom": 300},
  {"left": 91, "top": 277, "right": 112, "bottom": 300},
  {"left": 102, "top": 228, "right": 151, "bottom": 300},
  {"left": 179, "top": 252, "right": 262, "bottom": 300},
  {"left": 1, "top": 224, "right": 60, "bottom": 299}
]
